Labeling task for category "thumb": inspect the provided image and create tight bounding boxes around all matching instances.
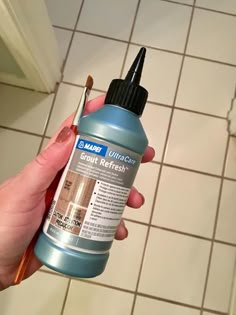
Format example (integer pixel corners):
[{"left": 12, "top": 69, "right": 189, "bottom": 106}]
[{"left": 19, "top": 127, "right": 75, "bottom": 194}]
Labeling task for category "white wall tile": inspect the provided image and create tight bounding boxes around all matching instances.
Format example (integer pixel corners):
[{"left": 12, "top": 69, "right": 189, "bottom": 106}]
[
  {"left": 176, "top": 57, "right": 236, "bottom": 117},
  {"left": 0, "top": 272, "right": 69, "bottom": 315},
  {"left": 139, "top": 228, "right": 210, "bottom": 305},
  {"left": 134, "top": 296, "right": 200, "bottom": 315},
  {"left": 165, "top": 110, "right": 228, "bottom": 175},
  {"left": 0, "top": 129, "right": 41, "bottom": 183},
  {"left": 196, "top": 0, "right": 236, "bottom": 14},
  {"left": 132, "top": 0, "right": 192, "bottom": 52},
  {"left": 225, "top": 137, "right": 236, "bottom": 179},
  {"left": 187, "top": 9, "right": 236, "bottom": 64},
  {"left": 204, "top": 243, "right": 236, "bottom": 312},
  {"left": 64, "top": 33, "right": 127, "bottom": 91},
  {"left": 78, "top": 0, "right": 138, "bottom": 40},
  {"left": 64, "top": 280, "right": 133, "bottom": 315},
  {"left": 45, "top": 0, "right": 82, "bottom": 28},
  {"left": 216, "top": 180, "right": 236, "bottom": 244},
  {"left": 93, "top": 221, "right": 147, "bottom": 290},
  {"left": 0, "top": 84, "right": 53, "bottom": 134},
  {"left": 153, "top": 166, "right": 220, "bottom": 237}
]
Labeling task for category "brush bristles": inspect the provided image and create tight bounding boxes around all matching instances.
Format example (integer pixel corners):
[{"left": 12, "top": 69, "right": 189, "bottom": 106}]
[{"left": 86, "top": 75, "right": 94, "bottom": 90}]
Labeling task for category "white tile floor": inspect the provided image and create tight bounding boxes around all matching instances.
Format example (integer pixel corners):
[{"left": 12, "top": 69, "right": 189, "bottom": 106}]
[{"left": 0, "top": 1, "right": 236, "bottom": 315}]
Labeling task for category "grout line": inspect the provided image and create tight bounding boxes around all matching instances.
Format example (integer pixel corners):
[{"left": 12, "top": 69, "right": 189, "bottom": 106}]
[
  {"left": 200, "top": 131, "right": 231, "bottom": 313},
  {"left": 119, "top": 0, "right": 142, "bottom": 79},
  {"left": 148, "top": 100, "right": 228, "bottom": 120},
  {"left": 173, "top": 106, "right": 227, "bottom": 120},
  {"left": 0, "top": 103, "right": 227, "bottom": 144},
  {"left": 75, "top": 29, "right": 128, "bottom": 44},
  {"left": 0, "top": 81, "right": 48, "bottom": 94},
  {"left": 132, "top": 41, "right": 236, "bottom": 68},
  {"left": 200, "top": 84, "right": 236, "bottom": 314},
  {"left": 195, "top": 5, "right": 236, "bottom": 17},
  {"left": 0, "top": 109, "right": 234, "bottom": 185},
  {"left": 124, "top": 217, "right": 236, "bottom": 248},
  {"left": 1, "top": 123, "right": 236, "bottom": 183},
  {"left": 130, "top": 4, "right": 197, "bottom": 315},
  {"left": 184, "top": 53, "right": 236, "bottom": 68},
  {"left": 62, "top": 80, "right": 228, "bottom": 120},
  {"left": 136, "top": 293, "right": 227, "bottom": 314},
  {"left": 60, "top": 279, "right": 71, "bottom": 315},
  {"left": 53, "top": 25, "right": 74, "bottom": 32},
  {"left": 50, "top": 27, "right": 236, "bottom": 68},
  {"left": 161, "top": 162, "right": 236, "bottom": 183},
  {"left": 162, "top": 162, "right": 224, "bottom": 179},
  {"left": 160, "top": 0, "right": 193, "bottom": 7},
  {"left": 59, "top": 1, "right": 85, "bottom": 76},
  {"left": 0, "top": 125, "right": 43, "bottom": 138},
  {"left": 199, "top": 81, "right": 236, "bottom": 315},
  {"left": 36, "top": 83, "right": 60, "bottom": 154},
  {"left": 76, "top": 278, "right": 135, "bottom": 295},
  {"left": 38, "top": 269, "right": 227, "bottom": 314},
  {"left": 161, "top": 0, "right": 236, "bottom": 17}
]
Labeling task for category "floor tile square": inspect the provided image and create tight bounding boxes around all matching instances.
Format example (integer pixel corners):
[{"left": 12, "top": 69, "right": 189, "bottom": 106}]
[
  {"left": 93, "top": 221, "right": 148, "bottom": 290},
  {"left": 0, "top": 129, "right": 41, "bottom": 183},
  {"left": 53, "top": 27, "right": 72, "bottom": 62},
  {"left": 45, "top": 0, "right": 82, "bottom": 28},
  {"left": 134, "top": 296, "right": 199, "bottom": 315},
  {"left": 64, "top": 280, "right": 133, "bottom": 315},
  {"left": 0, "top": 84, "right": 53, "bottom": 134},
  {"left": 0, "top": 272, "right": 69, "bottom": 315},
  {"left": 124, "top": 162, "right": 160, "bottom": 223},
  {"left": 123, "top": 45, "right": 182, "bottom": 105},
  {"left": 216, "top": 180, "right": 236, "bottom": 244},
  {"left": 225, "top": 137, "right": 236, "bottom": 179},
  {"left": 204, "top": 243, "right": 236, "bottom": 312},
  {"left": 141, "top": 104, "right": 171, "bottom": 162},
  {"left": 153, "top": 166, "right": 220, "bottom": 237},
  {"left": 196, "top": 0, "right": 236, "bottom": 15},
  {"left": 187, "top": 9, "right": 236, "bottom": 65},
  {"left": 176, "top": 57, "right": 236, "bottom": 117},
  {"left": 139, "top": 228, "right": 210, "bottom": 305},
  {"left": 165, "top": 110, "right": 228, "bottom": 175},
  {"left": 132, "top": 0, "right": 192, "bottom": 52},
  {"left": 64, "top": 33, "right": 127, "bottom": 91},
  {"left": 77, "top": 0, "right": 138, "bottom": 40}
]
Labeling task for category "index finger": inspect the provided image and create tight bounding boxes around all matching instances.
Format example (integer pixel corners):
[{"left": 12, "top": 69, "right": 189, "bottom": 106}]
[{"left": 46, "top": 95, "right": 106, "bottom": 148}]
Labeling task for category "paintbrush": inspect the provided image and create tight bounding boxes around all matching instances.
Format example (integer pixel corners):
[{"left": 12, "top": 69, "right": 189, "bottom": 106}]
[{"left": 14, "top": 75, "right": 94, "bottom": 285}]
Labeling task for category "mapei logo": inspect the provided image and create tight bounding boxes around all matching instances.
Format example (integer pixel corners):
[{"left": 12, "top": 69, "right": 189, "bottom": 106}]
[
  {"left": 78, "top": 141, "right": 85, "bottom": 149},
  {"left": 76, "top": 139, "right": 108, "bottom": 156}
]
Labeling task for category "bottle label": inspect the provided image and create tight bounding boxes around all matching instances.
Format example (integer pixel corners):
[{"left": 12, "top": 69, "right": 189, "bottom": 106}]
[{"left": 43, "top": 135, "right": 141, "bottom": 252}]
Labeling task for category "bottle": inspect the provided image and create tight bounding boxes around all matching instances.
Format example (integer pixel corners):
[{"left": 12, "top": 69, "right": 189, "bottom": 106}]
[{"left": 34, "top": 47, "right": 149, "bottom": 278}]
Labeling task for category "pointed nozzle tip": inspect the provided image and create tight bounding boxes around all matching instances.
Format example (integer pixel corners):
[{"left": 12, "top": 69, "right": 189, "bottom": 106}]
[{"left": 125, "top": 47, "right": 146, "bottom": 85}]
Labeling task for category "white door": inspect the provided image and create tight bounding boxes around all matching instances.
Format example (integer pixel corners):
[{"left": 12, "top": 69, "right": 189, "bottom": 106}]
[{"left": 0, "top": 0, "right": 61, "bottom": 92}]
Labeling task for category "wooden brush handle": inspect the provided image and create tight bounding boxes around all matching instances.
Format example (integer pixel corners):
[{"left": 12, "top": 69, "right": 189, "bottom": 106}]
[{"left": 14, "top": 125, "right": 78, "bottom": 285}]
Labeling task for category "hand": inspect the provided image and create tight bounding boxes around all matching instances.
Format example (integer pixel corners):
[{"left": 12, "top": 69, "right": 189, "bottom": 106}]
[{"left": 0, "top": 95, "right": 155, "bottom": 290}]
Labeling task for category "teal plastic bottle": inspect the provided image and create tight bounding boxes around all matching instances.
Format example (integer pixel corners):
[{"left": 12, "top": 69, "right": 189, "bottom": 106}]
[{"left": 34, "top": 47, "right": 149, "bottom": 278}]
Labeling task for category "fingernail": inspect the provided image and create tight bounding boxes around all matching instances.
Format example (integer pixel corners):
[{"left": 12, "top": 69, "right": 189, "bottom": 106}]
[
  {"left": 56, "top": 127, "right": 72, "bottom": 143},
  {"left": 124, "top": 226, "right": 129, "bottom": 238},
  {"left": 139, "top": 193, "right": 145, "bottom": 204}
]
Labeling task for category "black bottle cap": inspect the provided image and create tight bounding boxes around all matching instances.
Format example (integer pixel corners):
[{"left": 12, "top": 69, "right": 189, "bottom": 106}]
[{"left": 105, "top": 47, "right": 148, "bottom": 116}]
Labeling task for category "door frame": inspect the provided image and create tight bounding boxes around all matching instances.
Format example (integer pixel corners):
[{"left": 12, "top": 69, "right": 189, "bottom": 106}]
[{"left": 0, "top": 0, "right": 61, "bottom": 92}]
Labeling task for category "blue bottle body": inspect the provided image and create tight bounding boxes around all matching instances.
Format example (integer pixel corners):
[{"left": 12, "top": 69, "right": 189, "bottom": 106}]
[{"left": 34, "top": 104, "right": 148, "bottom": 278}]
